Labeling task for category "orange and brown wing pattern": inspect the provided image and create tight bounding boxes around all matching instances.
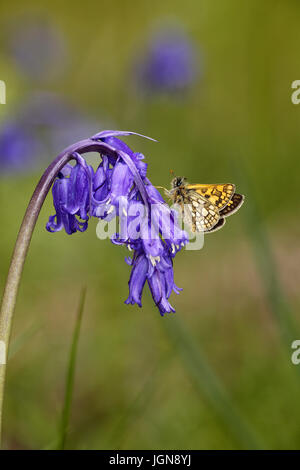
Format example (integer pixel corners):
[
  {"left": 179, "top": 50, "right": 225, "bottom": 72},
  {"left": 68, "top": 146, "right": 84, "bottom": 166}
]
[
  {"left": 206, "top": 217, "right": 226, "bottom": 233},
  {"left": 186, "top": 183, "right": 235, "bottom": 210},
  {"left": 180, "top": 190, "right": 220, "bottom": 232},
  {"left": 219, "top": 193, "right": 244, "bottom": 217}
]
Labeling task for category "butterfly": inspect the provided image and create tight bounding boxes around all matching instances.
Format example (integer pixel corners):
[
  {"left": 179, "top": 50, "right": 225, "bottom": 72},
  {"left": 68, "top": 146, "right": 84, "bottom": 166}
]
[{"left": 162, "top": 176, "right": 244, "bottom": 233}]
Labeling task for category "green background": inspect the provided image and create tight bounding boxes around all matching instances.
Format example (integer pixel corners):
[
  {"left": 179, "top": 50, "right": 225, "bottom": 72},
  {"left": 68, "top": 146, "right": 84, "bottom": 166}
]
[{"left": 0, "top": 0, "right": 300, "bottom": 449}]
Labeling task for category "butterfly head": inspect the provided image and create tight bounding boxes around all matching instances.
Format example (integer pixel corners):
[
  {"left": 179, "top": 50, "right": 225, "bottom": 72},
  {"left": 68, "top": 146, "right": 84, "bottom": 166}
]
[{"left": 171, "top": 176, "right": 187, "bottom": 189}]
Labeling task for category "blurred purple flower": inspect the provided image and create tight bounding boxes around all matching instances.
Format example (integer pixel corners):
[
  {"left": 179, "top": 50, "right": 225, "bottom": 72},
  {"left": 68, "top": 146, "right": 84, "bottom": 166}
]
[
  {"left": 46, "top": 131, "right": 188, "bottom": 315},
  {"left": 7, "top": 17, "right": 67, "bottom": 82},
  {"left": 0, "top": 120, "right": 43, "bottom": 172},
  {"left": 134, "top": 27, "right": 200, "bottom": 95},
  {"left": 0, "top": 92, "right": 100, "bottom": 173},
  {"left": 19, "top": 92, "right": 100, "bottom": 153}
]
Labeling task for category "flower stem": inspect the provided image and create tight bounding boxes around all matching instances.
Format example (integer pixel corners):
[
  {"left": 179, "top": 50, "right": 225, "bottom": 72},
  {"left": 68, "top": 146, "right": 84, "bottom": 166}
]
[
  {"left": 0, "top": 138, "right": 119, "bottom": 446},
  {"left": 0, "top": 156, "right": 72, "bottom": 447},
  {"left": 0, "top": 133, "right": 150, "bottom": 446}
]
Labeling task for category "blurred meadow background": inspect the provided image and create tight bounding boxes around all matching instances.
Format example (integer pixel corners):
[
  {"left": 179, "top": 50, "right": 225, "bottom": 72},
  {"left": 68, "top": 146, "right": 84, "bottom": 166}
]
[{"left": 1, "top": 0, "right": 300, "bottom": 449}]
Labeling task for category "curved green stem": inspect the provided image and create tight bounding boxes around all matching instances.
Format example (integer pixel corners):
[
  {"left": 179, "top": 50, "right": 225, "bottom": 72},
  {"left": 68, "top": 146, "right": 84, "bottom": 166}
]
[
  {"left": 0, "top": 138, "right": 120, "bottom": 446},
  {"left": 0, "top": 154, "right": 73, "bottom": 446}
]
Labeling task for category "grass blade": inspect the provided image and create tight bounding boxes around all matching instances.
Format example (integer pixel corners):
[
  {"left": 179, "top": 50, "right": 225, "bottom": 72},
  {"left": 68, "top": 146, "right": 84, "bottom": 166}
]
[
  {"left": 57, "top": 287, "right": 86, "bottom": 450},
  {"left": 162, "top": 316, "right": 264, "bottom": 449}
]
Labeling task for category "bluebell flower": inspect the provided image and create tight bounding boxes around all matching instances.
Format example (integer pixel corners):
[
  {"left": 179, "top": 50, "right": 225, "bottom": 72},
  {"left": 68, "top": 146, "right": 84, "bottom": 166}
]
[
  {"left": 134, "top": 26, "right": 199, "bottom": 95},
  {"left": 46, "top": 153, "right": 93, "bottom": 234},
  {"left": 46, "top": 130, "right": 188, "bottom": 315}
]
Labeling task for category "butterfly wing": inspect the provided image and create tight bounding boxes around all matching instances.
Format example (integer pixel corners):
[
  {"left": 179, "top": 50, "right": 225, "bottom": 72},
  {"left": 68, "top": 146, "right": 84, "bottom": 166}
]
[
  {"left": 180, "top": 190, "right": 220, "bottom": 232},
  {"left": 186, "top": 183, "right": 235, "bottom": 210},
  {"left": 205, "top": 217, "right": 226, "bottom": 233},
  {"left": 219, "top": 193, "right": 244, "bottom": 217},
  {"left": 204, "top": 193, "right": 244, "bottom": 232}
]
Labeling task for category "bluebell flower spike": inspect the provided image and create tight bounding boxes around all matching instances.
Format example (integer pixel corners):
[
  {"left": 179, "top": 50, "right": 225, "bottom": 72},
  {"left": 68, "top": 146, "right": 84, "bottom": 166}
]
[{"left": 46, "top": 131, "right": 188, "bottom": 315}]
